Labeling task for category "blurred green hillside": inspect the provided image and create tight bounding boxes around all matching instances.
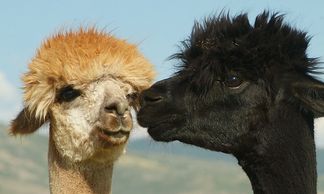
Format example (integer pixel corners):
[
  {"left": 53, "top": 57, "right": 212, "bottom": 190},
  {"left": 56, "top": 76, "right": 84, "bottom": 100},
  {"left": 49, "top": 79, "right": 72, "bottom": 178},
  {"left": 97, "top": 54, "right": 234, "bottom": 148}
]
[{"left": 0, "top": 123, "right": 323, "bottom": 194}]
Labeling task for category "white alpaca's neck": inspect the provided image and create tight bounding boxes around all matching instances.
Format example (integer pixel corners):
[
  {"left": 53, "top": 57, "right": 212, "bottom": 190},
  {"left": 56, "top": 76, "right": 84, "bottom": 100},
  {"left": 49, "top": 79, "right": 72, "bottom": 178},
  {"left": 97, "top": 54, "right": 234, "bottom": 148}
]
[{"left": 48, "top": 133, "right": 113, "bottom": 194}]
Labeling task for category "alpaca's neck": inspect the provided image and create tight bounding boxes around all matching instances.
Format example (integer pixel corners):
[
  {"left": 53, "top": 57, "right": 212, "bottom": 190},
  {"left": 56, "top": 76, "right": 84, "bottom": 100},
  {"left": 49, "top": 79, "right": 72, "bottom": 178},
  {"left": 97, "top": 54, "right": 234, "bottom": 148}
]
[
  {"left": 235, "top": 107, "right": 317, "bottom": 194},
  {"left": 238, "top": 144, "right": 317, "bottom": 194},
  {"left": 48, "top": 134, "right": 113, "bottom": 194}
]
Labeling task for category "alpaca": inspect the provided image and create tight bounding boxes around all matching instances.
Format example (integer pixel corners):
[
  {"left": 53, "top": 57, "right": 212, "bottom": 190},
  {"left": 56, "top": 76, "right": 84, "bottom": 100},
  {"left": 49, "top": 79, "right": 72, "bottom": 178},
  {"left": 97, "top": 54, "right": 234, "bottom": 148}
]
[
  {"left": 137, "top": 12, "right": 324, "bottom": 194},
  {"left": 9, "top": 28, "right": 155, "bottom": 194}
]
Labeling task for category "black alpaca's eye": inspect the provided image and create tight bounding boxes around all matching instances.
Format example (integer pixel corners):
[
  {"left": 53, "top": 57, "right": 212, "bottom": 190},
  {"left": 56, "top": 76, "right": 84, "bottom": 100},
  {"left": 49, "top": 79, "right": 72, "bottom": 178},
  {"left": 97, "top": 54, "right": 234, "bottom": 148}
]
[
  {"left": 224, "top": 75, "right": 243, "bottom": 88},
  {"left": 58, "top": 85, "right": 81, "bottom": 102}
]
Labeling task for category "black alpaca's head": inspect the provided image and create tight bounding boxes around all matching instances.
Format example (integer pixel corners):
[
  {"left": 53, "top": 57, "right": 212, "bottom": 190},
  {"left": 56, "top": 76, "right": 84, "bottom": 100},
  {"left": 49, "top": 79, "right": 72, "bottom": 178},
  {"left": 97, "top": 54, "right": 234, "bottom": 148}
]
[{"left": 137, "top": 11, "right": 324, "bottom": 154}]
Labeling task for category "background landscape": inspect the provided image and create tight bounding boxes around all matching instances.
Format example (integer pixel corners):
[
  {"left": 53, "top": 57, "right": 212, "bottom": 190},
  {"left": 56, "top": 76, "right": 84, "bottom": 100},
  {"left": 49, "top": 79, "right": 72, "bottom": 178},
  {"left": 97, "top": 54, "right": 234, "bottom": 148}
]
[
  {"left": 1, "top": 1, "right": 324, "bottom": 194},
  {"left": 0, "top": 123, "right": 323, "bottom": 194}
]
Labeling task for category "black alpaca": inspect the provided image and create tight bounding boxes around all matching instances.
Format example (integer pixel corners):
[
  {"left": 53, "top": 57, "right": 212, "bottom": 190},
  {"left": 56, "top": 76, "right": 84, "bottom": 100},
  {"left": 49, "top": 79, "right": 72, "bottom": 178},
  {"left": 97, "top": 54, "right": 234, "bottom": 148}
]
[{"left": 138, "top": 11, "right": 324, "bottom": 194}]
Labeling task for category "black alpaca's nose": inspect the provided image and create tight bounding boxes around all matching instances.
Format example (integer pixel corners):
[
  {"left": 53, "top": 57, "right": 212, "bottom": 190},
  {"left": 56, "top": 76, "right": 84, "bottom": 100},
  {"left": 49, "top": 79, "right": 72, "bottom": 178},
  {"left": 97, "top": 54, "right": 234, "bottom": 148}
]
[
  {"left": 140, "top": 78, "right": 170, "bottom": 107},
  {"left": 140, "top": 91, "right": 163, "bottom": 106}
]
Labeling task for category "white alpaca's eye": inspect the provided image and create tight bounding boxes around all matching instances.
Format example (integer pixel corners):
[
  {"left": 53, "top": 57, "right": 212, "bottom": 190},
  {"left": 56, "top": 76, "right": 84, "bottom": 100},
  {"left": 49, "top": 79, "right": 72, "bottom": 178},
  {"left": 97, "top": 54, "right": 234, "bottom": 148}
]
[
  {"left": 126, "top": 92, "right": 139, "bottom": 103},
  {"left": 58, "top": 85, "right": 81, "bottom": 102},
  {"left": 224, "top": 75, "right": 243, "bottom": 89}
]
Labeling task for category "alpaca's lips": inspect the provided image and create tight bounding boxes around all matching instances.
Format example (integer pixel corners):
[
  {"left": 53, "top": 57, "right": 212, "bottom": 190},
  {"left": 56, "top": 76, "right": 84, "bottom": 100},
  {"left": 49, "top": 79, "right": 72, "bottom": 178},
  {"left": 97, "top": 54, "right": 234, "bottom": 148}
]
[
  {"left": 101, "top": 128, "right": 129, "bottom": 137},
  {"left": 97, "top": 128, "right": 130, "bottom": 144}
]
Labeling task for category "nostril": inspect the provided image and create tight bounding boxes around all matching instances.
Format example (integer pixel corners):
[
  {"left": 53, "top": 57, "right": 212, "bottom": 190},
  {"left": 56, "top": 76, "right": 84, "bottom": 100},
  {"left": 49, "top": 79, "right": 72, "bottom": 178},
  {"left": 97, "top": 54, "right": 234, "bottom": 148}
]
[
  {"left": 105, "top": 103, "right": 117, "bottom": 113},
  {"left": 144, "top": 95, "right": 163, "bottom": 104},
  {"left": 105, "top": 102, "right": 128, "bottom": 115}
]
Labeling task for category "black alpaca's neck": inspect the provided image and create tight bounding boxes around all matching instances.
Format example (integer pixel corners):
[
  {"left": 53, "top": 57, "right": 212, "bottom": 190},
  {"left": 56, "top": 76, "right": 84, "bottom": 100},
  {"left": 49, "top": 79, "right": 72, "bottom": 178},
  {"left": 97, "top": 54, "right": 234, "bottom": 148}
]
[{"left": 235, "top": 106, "right": 317, "bottom": 194}]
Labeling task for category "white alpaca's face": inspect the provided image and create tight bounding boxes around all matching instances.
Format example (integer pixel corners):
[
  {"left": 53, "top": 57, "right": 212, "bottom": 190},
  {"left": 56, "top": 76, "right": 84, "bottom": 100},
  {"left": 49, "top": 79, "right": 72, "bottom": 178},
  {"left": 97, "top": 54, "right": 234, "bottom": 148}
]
[{"left": 50, "top": 77, "right": 137, "bottom": 163}]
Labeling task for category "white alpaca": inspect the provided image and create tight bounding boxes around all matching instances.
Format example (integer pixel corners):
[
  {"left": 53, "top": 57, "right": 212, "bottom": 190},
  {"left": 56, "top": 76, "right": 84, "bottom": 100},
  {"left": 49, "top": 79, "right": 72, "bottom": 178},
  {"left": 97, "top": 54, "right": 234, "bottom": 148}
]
[{"left": 9, "top": 28, "right": 155, "bottom": 194}]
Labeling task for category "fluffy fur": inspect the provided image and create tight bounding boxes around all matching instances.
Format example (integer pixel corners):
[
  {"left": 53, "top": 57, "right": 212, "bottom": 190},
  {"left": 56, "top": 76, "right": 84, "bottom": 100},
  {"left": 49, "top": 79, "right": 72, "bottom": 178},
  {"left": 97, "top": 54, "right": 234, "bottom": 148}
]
[
  {"left": 21, "top": 27, "right": 155, "bottom": 122},
  {"left": 138, "top": 11, "right": 324, "bottom": 194},
  {"left": 9, "top": 27, "right": 155, "bottom": 194}
]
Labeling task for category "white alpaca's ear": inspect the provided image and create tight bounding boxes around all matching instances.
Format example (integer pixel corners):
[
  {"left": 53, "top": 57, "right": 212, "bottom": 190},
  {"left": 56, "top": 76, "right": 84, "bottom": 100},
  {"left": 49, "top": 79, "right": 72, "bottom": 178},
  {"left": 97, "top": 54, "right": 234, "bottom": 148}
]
[{"left": 9, "top": 107, "right": 48, "bottom": 135}]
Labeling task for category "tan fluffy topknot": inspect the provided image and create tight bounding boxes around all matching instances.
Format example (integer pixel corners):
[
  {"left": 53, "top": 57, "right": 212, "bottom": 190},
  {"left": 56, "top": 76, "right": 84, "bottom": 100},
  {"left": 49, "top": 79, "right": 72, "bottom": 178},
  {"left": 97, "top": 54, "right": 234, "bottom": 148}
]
[{"left": 23, "top": 27, "right": 155, "bottom": 121}]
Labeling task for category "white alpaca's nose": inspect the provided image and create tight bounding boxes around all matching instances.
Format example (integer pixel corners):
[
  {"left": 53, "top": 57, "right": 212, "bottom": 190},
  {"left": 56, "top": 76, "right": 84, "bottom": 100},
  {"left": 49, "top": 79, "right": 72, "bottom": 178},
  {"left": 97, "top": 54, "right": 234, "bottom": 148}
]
[{"left": 104, "top": 100, "right": 129, "bottom": 116}]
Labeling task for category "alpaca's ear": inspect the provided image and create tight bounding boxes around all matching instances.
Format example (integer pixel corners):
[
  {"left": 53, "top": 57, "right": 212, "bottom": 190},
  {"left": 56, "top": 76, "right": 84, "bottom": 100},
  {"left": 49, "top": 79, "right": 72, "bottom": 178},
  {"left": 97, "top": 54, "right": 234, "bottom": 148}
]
[
  {"left": 9, "top": 107, "right": 48, "bottom": 135},
  {"left": 293, "top": 78, "right": 324, "bottom": 118}
]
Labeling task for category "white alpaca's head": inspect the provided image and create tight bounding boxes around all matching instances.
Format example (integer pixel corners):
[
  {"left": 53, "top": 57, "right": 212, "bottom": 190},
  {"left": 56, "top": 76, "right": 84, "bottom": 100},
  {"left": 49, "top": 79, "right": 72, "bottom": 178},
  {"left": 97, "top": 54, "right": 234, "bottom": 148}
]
[
  {"left": 9, "top": 27, "right": 155, "bottom": 163},
  {"left": 51, "top": 76, "right": 135, "bottom": 162}
]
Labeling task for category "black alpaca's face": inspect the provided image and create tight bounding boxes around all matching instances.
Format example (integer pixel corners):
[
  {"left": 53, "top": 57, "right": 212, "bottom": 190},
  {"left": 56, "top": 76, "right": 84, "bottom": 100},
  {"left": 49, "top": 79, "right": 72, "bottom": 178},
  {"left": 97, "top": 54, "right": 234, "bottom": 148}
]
[
  {"left": 138, "top": 66, "right": 269, "bottom": 153},
  {"left": 138, "top": 12, "right": 324, "bottom": 153}
]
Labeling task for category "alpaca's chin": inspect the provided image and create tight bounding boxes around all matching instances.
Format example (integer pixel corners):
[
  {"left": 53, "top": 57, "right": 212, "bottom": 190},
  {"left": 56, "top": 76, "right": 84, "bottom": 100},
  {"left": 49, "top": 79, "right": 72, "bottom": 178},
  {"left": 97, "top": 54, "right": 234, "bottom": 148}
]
[
  {"left": 147, "top": 123, "right": 182, "bottom": 142},
  {"left": 137, "top": 111, "right": 185, "bottom": 142}
]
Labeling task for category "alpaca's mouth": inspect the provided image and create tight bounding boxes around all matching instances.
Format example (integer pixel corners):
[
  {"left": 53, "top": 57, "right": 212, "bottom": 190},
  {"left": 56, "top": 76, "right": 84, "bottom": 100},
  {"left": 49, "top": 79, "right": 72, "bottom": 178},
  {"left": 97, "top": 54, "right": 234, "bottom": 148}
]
[
  {"left": 101, "top": 129, "right": 129, "bottom": 138},
  {"left": 97, "top": 128, "right": 130, "bottom": 145}
]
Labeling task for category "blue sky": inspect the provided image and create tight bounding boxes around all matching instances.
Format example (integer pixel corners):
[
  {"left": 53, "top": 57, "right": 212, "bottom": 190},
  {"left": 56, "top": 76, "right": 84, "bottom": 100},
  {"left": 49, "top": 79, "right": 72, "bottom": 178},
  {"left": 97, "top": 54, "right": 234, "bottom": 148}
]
[{"left": 0, "top": 0, "right": 324, "bottom": 147}]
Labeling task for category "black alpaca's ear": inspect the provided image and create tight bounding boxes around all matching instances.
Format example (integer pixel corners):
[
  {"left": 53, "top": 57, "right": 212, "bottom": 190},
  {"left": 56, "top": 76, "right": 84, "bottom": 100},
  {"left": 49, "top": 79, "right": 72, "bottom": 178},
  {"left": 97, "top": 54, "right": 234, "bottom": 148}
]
[
  {"left": 293, "top": 78, "right": 324, "bottom": 118},
  {"left": 8, "top": 107, "right": 48, "bottom": 135}
]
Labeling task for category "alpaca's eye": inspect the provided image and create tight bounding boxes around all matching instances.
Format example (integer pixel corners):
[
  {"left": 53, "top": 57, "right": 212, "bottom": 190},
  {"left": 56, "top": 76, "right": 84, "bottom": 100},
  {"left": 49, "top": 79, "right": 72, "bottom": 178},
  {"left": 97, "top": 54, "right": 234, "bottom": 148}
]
[
  {"left": 224, "top": 75, "right": 243, "bottom": 88},
  {"left": 58, "top": 85, "right": 81, "bottom": 102},
  {"left": 126, "top": 92, "right": 139, "bottom": 103}
]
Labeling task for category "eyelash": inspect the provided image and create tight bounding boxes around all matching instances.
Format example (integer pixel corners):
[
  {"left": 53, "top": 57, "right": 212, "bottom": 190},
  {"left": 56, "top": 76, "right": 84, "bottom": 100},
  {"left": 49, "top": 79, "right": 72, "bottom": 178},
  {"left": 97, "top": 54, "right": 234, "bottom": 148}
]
[
  {"left": 223, "top": 75, "right": 243, "bottom": 89},
  {"left": 57, "top": 85, "right": 81, "bottom": 102},
  {"left": 126, "top": 92, "right": 139, "bottom": 103}
]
